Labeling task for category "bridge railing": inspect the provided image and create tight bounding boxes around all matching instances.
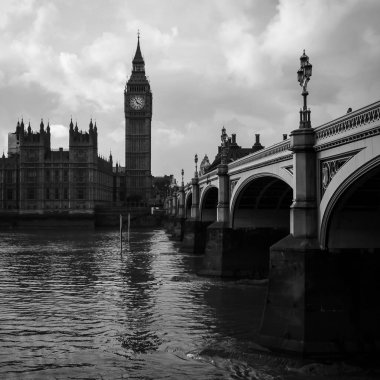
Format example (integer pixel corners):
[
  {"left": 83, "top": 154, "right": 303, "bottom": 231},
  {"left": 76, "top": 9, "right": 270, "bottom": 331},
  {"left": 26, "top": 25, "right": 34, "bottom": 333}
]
[
  {"left": 315, "top": 100, "right": 380, "bottom": 143},
  {"left": 198, "top": 169, "right": 217, "bottom": 185},
  {"left": 227, "top": 139, "right": 291, "bottom": 171},
  {"left": 184, "top": 101, "right": 380, "bottom": 187}
]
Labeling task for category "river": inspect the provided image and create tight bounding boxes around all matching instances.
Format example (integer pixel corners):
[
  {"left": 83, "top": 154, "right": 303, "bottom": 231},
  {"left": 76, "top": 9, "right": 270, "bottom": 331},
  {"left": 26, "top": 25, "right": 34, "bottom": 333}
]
[{"left": 0, "top": 229, "right": 377, "bottom": 379}]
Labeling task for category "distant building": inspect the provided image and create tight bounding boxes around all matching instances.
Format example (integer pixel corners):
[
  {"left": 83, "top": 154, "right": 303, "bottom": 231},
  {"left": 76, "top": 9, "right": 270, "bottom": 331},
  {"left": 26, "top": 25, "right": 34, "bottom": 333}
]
[
  {"left": 0, "top": 119, "right": 113, "bottom": 215},
  {"left": 204, "top": 129, "right": 264, "bottom": 173},
  {"left": 152, "top": 175, "right": 173, "bottom": 207}
]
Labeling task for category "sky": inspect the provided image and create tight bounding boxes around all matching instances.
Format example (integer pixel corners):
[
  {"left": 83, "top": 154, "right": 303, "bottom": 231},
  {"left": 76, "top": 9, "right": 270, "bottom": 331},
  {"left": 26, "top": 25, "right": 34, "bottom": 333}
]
[{"left": 0, "top": 0, "right": 379, "bottom": 183}]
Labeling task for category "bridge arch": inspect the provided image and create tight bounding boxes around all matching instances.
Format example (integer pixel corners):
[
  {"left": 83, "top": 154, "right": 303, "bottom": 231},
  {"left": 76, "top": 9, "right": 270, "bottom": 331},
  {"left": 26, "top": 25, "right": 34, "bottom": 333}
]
[
  {"left": 319, "top": 135, "right": 380, "bottom": 243},
  {"left": 229, "top": 173, "right": 293, "bottom": 278},
  {"left": 318, "top": 157, "right": 380, "bottom": 346},
  {"left": 200, "top": 185, "right": 218, "bottom": 222},
  {"left": 320, "top": 156, "right": 380, "bottom": 249},
  {"left": 185, "top": 191, "right": 192, "bottom": 218},
  {"left": 231, "top": 173, "right": 293, "bottom": 230}
]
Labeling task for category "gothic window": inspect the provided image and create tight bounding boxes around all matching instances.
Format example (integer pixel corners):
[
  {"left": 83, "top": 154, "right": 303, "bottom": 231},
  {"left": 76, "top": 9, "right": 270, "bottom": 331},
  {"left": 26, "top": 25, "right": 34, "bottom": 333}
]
[
  {"left": 6, "top": 171, "right": 13, "bottom": 184},
  {"left": 54, "top": 170, "right": 59, "bottom": 182},
  {"left": 63, "top": 189, "right": 68, "bottom": 200},
  {"left": 27, "top": 188, "right": 35, "bottom": 200},
  {"left": 46, "top": 188, "right": 50, "bottom": 200},
  {"left": 63, "top": 170, "right": 68, "bottom": 182},
  {"left": 27, "top": 170, "right": 37, "bottom": 182},
  {"left": 77, "top": 189, "right": 84, "bottom": 199},
  {"left": 7, "top": 189, "right": 12, "bottom": 200},
  {"left": 55, "top": 188, "right": 59, "bottom": 200},
  {"left": 77, "top": 169, "right": 85, "bottom": 183},
  {"left": 46, "top": 170, "right": 50, "bottom": 181}
]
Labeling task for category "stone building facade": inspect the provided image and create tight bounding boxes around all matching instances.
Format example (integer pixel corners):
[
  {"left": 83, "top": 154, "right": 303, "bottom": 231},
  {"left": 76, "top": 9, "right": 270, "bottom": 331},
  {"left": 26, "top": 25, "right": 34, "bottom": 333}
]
[{"left": 0, "top": 119, "right": 114, "bottom": 216}]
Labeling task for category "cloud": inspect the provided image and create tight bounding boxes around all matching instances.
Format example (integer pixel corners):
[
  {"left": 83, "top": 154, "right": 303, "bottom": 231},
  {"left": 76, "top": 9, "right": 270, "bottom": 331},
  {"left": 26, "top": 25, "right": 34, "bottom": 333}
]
[
  {"left": 218, "top": 19, "right": 264, "bottom": 86},
  {"left": 0, "top": 0, "right": 36, "bottom": 29},
  {"left": 153, "top": 121, "right": 185, "bottom": 147},
  {"left": 49, "top": 124, "right": 68, "bottom": 139}
]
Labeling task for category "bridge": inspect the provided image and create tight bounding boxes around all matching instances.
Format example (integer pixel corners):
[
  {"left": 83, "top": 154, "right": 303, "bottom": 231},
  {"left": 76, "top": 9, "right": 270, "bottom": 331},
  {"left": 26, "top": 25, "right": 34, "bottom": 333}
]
[{"left": 164, "top": 53, "right": 380, "bottom": 356}]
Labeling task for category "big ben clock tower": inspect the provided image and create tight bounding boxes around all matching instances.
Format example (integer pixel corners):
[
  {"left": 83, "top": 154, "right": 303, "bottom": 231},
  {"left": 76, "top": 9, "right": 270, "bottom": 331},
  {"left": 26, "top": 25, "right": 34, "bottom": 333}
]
[{"left": 124, "top": 34, "right": 152, "bottom": 204}]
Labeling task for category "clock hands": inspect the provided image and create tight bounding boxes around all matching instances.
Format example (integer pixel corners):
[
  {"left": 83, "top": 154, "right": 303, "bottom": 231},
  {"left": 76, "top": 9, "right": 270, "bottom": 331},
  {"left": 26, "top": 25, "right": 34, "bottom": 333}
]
[{"left": 130, "top": 96, "right": 145, "bottom": 110}]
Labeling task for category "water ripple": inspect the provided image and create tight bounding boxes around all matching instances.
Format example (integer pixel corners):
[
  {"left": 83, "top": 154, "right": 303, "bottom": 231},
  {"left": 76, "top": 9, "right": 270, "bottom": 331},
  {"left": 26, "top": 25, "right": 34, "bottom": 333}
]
[{"left": 0, "top": 229, "right": 375, "bottom": 379}]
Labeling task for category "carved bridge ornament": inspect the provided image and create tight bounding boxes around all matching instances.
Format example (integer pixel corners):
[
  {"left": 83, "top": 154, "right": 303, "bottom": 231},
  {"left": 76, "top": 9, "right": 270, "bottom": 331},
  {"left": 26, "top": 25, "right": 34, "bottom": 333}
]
[
  {"left": 230, "top": 179, "right": 239, "bottom": 194},
  {"left": 315, "top": 103, "right": 380, "bottom": 142},
  {"left": 321, "top": 155, "right": 354, "bottom": 196},
  {"left": 283, "top": 165, "right": 294, "bottom": 175}
]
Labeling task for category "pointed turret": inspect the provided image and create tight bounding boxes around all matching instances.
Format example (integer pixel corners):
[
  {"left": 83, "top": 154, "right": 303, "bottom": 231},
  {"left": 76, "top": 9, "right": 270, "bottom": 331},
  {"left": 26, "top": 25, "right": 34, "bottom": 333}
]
[
  {"left": 132, "top": 31, "right": 145, "bottom": 73},
  {"left": 40, "top": 118, "right": 44, "bottom": 132},
  {"left": 46, "top": 121, "right": 50, "bottom": 134},
  {"left": 69, "top": 118, "right": 74, "bottom": 131}
]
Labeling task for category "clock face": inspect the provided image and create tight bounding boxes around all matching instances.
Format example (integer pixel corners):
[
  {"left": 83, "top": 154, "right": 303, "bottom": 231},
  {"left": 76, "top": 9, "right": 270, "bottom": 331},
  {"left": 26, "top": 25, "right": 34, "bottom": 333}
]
[{"left": 130, "top": 95, "right": 145, "bottom": 110}]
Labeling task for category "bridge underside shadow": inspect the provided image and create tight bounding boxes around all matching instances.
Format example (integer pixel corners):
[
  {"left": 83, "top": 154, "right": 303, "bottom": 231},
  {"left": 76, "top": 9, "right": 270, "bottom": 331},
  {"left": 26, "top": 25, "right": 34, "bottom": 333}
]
[
  {"left": 260, "top": 165, "right": 380, "bottom": 355},
  {"left": 182, "top": 188, "right": 218, "bottom": 254},
  {"left": 320, "top": 165, "right": 380, "bottom": 352},
  {"left": 185, "top": 193, "right": 192, "bottom": 219},
  {"left": 202, "top": 176, "right": 292, "bottom": 278}
]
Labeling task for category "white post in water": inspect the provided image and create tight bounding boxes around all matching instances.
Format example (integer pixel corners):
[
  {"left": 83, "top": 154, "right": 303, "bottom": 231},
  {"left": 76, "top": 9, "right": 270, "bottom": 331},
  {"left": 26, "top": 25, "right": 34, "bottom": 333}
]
[
  {"left": 127, "top": 213, "right": 131, "bottom": 243},
  {"left": 120, "top": 214, "right": 123, "bottom": 253}
]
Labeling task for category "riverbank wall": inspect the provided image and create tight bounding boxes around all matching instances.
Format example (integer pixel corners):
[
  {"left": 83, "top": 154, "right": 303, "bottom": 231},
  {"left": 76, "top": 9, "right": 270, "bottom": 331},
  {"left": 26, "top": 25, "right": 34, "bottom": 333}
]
[{"left": 0, "top": 208, "right": 164, "bottom": 230}]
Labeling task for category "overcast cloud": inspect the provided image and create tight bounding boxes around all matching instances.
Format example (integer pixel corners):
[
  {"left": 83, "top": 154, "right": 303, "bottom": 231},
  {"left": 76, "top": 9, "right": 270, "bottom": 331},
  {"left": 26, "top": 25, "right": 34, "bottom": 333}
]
[{"left": 0, "top": 0, "right": 379, "bottom": 182}]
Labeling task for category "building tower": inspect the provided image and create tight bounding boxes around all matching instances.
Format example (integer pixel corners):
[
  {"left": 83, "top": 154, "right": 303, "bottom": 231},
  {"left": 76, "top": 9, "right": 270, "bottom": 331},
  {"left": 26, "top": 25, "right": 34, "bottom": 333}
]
[{"left": 124, "top": 34, "right": 152, "bottom": 204}]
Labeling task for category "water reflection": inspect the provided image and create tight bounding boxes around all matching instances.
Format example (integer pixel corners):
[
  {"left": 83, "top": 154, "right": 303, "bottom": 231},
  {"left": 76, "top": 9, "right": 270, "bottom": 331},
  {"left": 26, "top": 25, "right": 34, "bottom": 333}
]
[{"left": 117, "top": 231, "right": 161, "bottom": 355}]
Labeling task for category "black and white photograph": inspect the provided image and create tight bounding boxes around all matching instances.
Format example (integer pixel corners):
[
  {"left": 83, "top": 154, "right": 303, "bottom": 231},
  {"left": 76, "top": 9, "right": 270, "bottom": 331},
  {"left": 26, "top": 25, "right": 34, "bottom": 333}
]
[{"left": 0, "top": 0, "right": 379, "bottom": 379}]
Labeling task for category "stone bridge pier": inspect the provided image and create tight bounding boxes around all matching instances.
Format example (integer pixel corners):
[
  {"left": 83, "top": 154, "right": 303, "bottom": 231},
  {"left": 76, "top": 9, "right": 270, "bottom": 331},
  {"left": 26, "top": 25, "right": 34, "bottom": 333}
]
[{"left": 181, "top": 160, "right": 212, "bottom": 253}]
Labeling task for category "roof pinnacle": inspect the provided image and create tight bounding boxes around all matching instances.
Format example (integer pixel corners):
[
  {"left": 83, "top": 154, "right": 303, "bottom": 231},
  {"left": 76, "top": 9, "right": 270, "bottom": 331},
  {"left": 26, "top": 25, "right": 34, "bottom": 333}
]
[{"left": 133, "top": 30, "right": 144, "bottom": 64}]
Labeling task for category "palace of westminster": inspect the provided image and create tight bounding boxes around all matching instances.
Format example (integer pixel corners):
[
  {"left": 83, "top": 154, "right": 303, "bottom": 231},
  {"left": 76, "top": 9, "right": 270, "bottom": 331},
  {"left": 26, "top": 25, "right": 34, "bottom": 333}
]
[{"left": 0, "top": 37, "right": 156, "bottom": 225}]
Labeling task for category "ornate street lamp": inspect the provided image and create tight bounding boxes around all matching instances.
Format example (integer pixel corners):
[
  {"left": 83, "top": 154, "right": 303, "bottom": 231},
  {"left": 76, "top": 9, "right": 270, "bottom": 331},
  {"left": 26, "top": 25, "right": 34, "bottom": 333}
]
[
  {"left": 220, "top": 126, "right": 229, "bottom": 164},
  {"left": 194, "top": 154, "right": 198, "bottom": 178},
  {"left": 297, "top": 50, "right": 312, "bottom": 128},
  {"left": 221, "top": 126, "right": 228, "bottom": 146}
]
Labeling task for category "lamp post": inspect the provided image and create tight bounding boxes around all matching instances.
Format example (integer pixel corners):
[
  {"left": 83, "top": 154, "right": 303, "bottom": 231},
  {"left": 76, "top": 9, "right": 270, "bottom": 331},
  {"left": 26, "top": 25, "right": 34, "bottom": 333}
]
[
  {"left": 297, "top": 50, "right": 312, "bottom": 128},
  {"left": 191, "top": 154, "right": 200, "bottom": 220},
  {"left": 178, "top": 168, "right": 185, "bottom": 219},
  {"left": 290, "top": 49, "right": 317, "bottom": 238},
  {"left": 220, "top": 126, "right": 229, "bottom": 164}
]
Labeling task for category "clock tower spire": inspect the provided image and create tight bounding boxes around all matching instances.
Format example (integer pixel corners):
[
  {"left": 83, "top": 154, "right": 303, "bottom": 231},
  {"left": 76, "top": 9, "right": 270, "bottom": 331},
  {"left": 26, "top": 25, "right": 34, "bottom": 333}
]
[
  {"left": 132, "top": 31, "right": 145, "bottom": 73},
  {"left": 124, "top": 33, "right": 152, "bottom": 205}
]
